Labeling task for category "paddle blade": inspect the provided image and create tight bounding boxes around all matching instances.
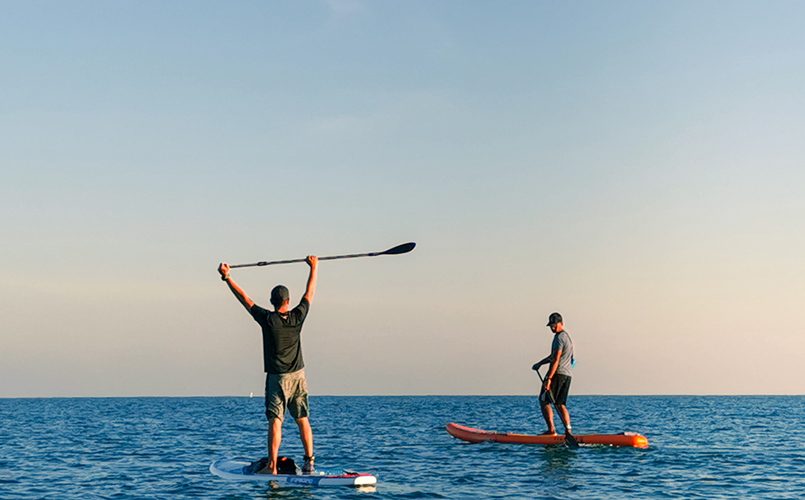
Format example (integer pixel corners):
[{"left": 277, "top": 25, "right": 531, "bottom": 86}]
[
  {"left": 565, "top": 433, "right": 580, "bottom": 449},
  {"left": 382, "top": 242, "right": 416, "bottom": 255}
]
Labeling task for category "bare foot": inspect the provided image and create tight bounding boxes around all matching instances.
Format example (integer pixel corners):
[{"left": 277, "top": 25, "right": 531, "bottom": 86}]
[
  {"left": 541, "top": 430, "right": 558, "bottom": 436},
  {"left": 256, "top": 466, "right": 277, "bottom": 475}
]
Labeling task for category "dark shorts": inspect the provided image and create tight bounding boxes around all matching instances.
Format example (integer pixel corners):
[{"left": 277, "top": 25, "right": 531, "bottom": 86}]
[
  {"left": 264, "top": 369, "right": 310, "bottom": 422},
  {"left": 540, "top": 374, "right": 571, "bottom": 406}
]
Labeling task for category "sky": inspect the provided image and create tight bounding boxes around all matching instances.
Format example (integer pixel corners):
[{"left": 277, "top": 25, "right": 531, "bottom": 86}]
[{"left": 1, "top": 1, "right": 804, "bottom": 397}]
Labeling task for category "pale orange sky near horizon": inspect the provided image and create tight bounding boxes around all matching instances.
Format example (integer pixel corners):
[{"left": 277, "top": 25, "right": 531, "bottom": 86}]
[{"left": 2, "top": 1, "right": 804, "bottom": 397}]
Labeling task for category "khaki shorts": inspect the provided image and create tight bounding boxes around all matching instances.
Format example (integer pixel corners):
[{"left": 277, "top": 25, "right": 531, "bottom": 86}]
[{"left": 265, "top": 369, "right": 310, "bottom": 421}]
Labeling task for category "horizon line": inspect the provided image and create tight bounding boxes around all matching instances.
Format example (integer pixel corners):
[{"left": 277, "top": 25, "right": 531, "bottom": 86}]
[{"left": 1, "top": 393, "right": 803, "bottom": 399}]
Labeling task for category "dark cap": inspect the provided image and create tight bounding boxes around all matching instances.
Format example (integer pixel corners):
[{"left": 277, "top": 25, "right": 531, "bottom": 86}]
[
  {"left": 270, "top": 285, "right": 290, "bottom": 307},
  {"left": 547, "top": 312, "right": 563, "bottom": 326}
]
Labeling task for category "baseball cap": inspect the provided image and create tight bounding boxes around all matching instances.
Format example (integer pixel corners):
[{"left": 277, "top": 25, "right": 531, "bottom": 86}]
[
  {"left": 546, "top": 312, "right": 563, "bottom": 326},
  {"left": 270, "top": 285, "right": 290, "bottom": 307}
]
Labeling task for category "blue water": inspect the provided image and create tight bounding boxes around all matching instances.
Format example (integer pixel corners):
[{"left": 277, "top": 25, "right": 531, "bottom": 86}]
[{"left": 0, "top": 396, "right": 803, "bottom": 498}]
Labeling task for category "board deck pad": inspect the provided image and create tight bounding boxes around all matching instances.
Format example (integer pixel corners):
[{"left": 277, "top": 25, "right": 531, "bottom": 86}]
[
  {"left": 210, "top": 457, "right": 377, "bottom": 487},
  {"left": 447, "top": 422, "right": 649, "bottom": 448}
]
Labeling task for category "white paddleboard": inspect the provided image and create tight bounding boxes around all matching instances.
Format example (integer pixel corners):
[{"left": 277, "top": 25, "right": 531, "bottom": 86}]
[{"left": 210, "top": 457, "right": 377, "bottom": 487}]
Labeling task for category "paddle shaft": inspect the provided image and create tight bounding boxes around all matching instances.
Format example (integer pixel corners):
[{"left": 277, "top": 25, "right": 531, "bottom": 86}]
[
  {"left": 231, "top": 252, "right": 382, "bottom": 268},
  {"left": 535, "top": 368, "right": 559, "bottom": 406},
  {"left": 229, "top": 242, "right": 415, "bottom": 269}
]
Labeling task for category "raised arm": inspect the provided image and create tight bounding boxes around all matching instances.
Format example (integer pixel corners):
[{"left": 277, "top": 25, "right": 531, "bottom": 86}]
[
  {"left": 218, "top": 262, "right": 255, "bottom": 311},
  {"left": 303, "top": 255, "right": 318, "bottom": 304}
]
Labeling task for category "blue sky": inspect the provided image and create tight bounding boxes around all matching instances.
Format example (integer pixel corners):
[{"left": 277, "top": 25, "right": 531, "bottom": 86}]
[{"left": 2, "top": 1, "right": 804, "bottom": 396}]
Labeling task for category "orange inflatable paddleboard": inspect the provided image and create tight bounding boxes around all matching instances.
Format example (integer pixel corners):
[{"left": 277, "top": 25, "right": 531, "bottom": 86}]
[{"left": 446, "top": 422, "right": 649, "bottom": 448}]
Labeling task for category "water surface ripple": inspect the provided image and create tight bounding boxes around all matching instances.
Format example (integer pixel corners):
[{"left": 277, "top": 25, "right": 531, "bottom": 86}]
[{"left": 0, "top": 396, "right": 802, "bottom": 498}]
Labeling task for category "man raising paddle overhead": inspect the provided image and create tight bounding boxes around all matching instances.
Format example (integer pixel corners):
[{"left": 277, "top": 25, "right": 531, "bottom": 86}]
[
  {"left": 532, "top": 312, "right": 577, "bottom": 445},
  {"left": 218, "top": 256, "right": 318, "bottom": 475}
]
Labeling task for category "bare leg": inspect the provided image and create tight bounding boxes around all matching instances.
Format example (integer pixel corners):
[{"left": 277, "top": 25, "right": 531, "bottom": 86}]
[
  {"left": 296, "top": 417, "right": 314, "bottom": 458},
  {"left": 265, "top": 417, "right": 282, "bottom": 475},
  {"left": 557, "top": 404, "right": 572, "bottom": 433},
  {"left": 540, "top": 403, "right": 557, "bottom": 434}
]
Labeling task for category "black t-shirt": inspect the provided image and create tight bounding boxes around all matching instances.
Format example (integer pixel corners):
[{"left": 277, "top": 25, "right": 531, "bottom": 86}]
[{"left": 249, "top": 298, "right": 309, "bottom": 374}]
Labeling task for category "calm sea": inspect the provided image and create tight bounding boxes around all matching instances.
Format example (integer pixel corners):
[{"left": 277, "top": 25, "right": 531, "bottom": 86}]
[{"left": 0, "top": 396, "right": 802, "bottom": 498}]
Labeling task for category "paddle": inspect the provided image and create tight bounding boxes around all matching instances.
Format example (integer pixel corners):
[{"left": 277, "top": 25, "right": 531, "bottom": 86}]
[
  {"left": 229, "top": 242, "right": 416, "bottom": 269},
  {"left": 534, "top": 367, "right": 580, "bottom": 448}
]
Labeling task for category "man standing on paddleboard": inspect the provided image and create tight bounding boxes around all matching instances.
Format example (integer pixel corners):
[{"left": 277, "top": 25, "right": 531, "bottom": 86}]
[
  {"left": 532, "top": 312, "right": 576, "bottom": 443},
  {"left": 218, "top": 256, "right": 318, "bottom": 475}
]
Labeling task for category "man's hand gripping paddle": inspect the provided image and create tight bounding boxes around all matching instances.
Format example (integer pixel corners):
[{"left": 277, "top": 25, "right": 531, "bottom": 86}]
[{"left": 534, "top": 366, "right": 580, "bottom": 448}]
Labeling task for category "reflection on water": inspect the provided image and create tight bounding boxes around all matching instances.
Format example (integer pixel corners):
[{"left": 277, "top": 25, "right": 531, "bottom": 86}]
[{"left": 539, "top": 444, "right": 576, "bottom": 471}]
